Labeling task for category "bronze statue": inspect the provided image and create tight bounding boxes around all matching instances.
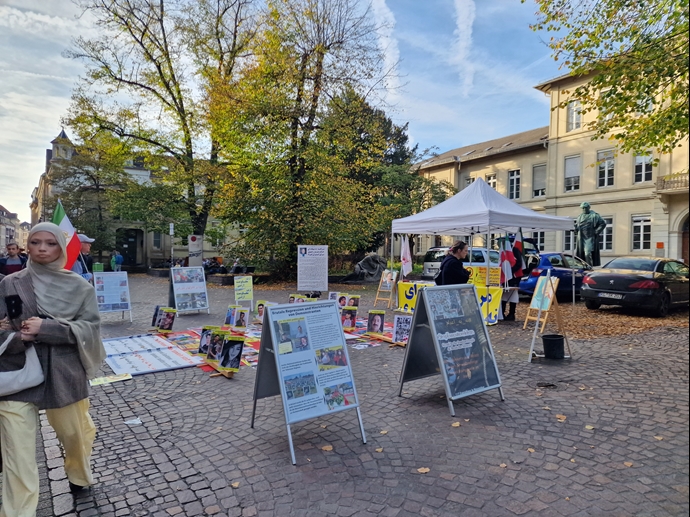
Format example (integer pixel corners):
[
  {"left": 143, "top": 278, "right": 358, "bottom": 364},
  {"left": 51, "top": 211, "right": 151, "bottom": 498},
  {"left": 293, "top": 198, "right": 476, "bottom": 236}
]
[{"left": 574, "top": 202, "right": 607, "bottom": 266}]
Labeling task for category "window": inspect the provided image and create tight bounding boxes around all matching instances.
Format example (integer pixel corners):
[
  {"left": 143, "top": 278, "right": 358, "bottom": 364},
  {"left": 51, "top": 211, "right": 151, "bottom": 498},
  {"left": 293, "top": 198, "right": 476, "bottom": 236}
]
[
  {"left": 532, "top": 164, "right": 546, "bottom": 197},
  {"left": 508, "top": 169, "right": 520, "bottom": 199},
  {"left": 465, "top": 176, "right": 475, "bottom": 187},
  {"left": 634, "top": 154, "right": 653, "bottom": 183},
  {"left": 153, "top": 232, "right": 162, "bottom": 249},
  {"left": 486, "top": 174, "right": 497, "bottom": 190},
  {"left": 566, "top": 100, "right": 581, "bottom": 131},
  {"left": 597, "top": 149, "right": 615, "bottom": 187},
  {"left": 532, "top": 231, "right": 545, "bottom": 251},
  {"left": 632, "top": 216, "right": 651, "bottom": 250},
  {"left": 599, "top": 217, "right": 613, "bottom": 251},
  {"left": 564, "top": 231, "right": 573, "bottom": 251},
  {"left": 564, "top": 155, "right": 580, "bottom": 192}
]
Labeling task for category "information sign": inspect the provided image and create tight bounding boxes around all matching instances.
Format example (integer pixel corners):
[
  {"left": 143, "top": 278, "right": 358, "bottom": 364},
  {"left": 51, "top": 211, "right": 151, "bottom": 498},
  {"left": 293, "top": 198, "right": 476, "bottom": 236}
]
[
  {"left": 94, "top": 272, "right": 132, "bottom": 321},
  {"left": 250, "top": 300, "right": 366, "bottom": 464},
  {"left": 398, "top": 285, "right": 504, "bottom": 416},
  {"left": 297, "top": 245, "right": 328, "bottom": 292},
  {"left": 104, "top": 334, "right": 204, "bottom": 375},
  {"left": 170, "top": 266, "right": 210, "bottom": 313},
  {"left": 234, "top": 275, "right": 254, "bottom": 303}
]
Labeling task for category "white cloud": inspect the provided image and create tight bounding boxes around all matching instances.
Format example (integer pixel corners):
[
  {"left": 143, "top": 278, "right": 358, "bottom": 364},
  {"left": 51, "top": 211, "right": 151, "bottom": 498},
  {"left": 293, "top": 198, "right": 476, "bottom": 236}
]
[
  {"left": 0, "top": 5, "right": 95, "bottom": 41},
  {"left": 370, "top": 0, "right": 400, "bottom": 102},
  {"left": 449, "top": 0, "right": 476, "bottom": 97}
]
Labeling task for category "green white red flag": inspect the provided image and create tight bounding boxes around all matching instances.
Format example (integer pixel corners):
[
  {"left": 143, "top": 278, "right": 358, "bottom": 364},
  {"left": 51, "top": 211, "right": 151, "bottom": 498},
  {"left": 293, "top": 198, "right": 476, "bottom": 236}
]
[{"left": 51, "top": 200, "right": 81, "bottom": 270}]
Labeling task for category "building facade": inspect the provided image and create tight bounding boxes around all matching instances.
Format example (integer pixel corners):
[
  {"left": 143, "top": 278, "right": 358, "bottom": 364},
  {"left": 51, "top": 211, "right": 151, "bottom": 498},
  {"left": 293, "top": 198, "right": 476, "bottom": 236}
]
[{"left": 409, "top": 75, "right": 689, "bottom": 265}]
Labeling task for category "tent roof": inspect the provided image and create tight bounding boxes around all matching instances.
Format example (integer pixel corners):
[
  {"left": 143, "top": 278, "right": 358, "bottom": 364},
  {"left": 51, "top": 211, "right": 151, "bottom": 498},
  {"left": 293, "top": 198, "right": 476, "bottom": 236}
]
[{"left": 392, "top": 178, "right": 574, "bottom": 234}]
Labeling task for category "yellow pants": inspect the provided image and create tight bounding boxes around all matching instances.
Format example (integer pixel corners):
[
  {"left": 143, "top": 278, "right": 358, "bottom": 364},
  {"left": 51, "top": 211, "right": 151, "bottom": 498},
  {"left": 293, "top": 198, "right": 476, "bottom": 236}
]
[
  {"left": 46, "top": 398, "right": 96, "bottom": 487},
  {"left": 0, "top": 401, "right": 39, "bottom": 517}
]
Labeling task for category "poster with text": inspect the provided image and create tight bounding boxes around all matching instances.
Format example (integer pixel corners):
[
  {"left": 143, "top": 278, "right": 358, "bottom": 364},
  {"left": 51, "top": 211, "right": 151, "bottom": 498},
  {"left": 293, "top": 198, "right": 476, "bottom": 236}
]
[
  {"left": 426, "top": 287, "right": 500, "bottom": 399},
  {"left": 104, "top": 334, "right": 204, "bottom": 375},
  {"left": 234, "top": 275, "right": 254, "bottom": 303},
  {"left": 268, "top": 301, "right": 359, "bottom": 424},
  {"left": 392, "top": 314, "right": 413, "bottom": 344},
  {"left": 171, "top": 266, "right": 209, "bottom": 311},
  {"left": 94, "top": 272, "right": 131, "bottom": 313},
  {"left": 297, "top": 245, "right": 328, "bottom": 292}
]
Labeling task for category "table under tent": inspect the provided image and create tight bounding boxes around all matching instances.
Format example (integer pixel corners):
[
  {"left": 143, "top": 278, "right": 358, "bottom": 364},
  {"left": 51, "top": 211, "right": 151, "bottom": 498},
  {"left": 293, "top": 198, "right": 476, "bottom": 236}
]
[{"left": 391, "top": 178, "right": 577, "bottom": 311}]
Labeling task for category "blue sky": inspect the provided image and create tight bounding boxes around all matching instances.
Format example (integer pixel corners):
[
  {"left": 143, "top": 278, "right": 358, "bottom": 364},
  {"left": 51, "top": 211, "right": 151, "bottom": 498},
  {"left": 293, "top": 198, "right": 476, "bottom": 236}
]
[{"left": 0, "top": 0, "right": 562, "bottom": 222}]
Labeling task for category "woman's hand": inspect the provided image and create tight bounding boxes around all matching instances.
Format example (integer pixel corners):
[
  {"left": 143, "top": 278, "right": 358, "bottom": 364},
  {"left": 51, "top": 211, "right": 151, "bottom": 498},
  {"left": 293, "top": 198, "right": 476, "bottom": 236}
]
[
  {"left": 20, "top": 317, "right": 42, "bottom": 341},
  {"left": 0, "top": 318, "right": 12, "bottom": 331}
]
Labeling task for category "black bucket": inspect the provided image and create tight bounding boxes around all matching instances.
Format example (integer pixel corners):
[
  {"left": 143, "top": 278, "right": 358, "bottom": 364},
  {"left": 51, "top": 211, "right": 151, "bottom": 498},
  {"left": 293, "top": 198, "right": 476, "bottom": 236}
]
[{"left": 542, "top": 334, "right": 565, "bottom": 359}]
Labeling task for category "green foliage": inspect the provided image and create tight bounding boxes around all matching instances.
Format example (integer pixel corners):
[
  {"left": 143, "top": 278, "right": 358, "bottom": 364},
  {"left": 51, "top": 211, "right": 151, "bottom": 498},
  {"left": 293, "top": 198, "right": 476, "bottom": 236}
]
[{"left": 527, "top": 0, "right": 689, "bottom": 154}]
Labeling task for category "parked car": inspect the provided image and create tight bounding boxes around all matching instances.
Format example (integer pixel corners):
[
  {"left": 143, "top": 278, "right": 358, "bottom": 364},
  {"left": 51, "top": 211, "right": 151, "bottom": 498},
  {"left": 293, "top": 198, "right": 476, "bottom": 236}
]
[
  {"left": 519, "top": 252, "right": 592, "bottom": 296},
  {"left": 580, "top": 257, "right": 689, "bottom": 317},
  {"left": 421, "top": 247, "right": 499, "bottom": 280}
]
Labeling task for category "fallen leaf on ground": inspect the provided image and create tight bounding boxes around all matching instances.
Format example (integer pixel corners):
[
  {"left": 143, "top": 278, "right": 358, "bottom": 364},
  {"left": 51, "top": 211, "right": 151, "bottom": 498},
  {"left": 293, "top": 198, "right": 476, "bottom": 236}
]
[
  {"left": 527, "top": 448, "right": 535, "bottom": 453},
  {"left": 499, "top": 463, "right": 507, "bottom": 468},
  {"left": 380, "top": 430, "right": 388, "bottom": 435},
  {"left": 556, "top": 414, "right": 567, "bottom": 422},
  {"left": 375, "top": 448, "right": 383, "bottom": 452},
  {"left": 464, "top": 419, "right": 470, "bottom": 422},
  {"left": 585, "top": 425, "right": 595, "bottom": 430},
  {"left": 321, "top": 445, "right": 333, "bottom": 451},
  {"left": 451, "top": 422, "right": 461, "bottom": 427},
  {"left": 624, "top": 462, "right": 633, "bottom": 467},
  {"left": 654, "top": 436, "right": 663, "bottom": 441},
  {"left": 570, "top": 459, "right": 576, "bottom": 463},
  {"left": 417, "top": 467, "right": 430, "bottom": 474},
  {"left": 565, "top": 497, "right": 570, "bottom": 501},
  {"left": 231, "top": 482, "right": 240, "bottom": 488},
  {"left": 542, "top": 406, "right": 551, "bottom": 410},
  {"left": 579, "top": 386, "right": 586, "bottom": 390}
]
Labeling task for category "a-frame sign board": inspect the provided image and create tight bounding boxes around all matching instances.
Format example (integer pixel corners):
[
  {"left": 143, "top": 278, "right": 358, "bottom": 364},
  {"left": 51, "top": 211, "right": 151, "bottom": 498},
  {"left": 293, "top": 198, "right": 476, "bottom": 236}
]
[
  {"left": 250, "top": 300, "right": 367, "bottom": 464},
  {"left": 526, "top": 269, "right": 573, "bottom": 362},
  {"left": 398, "top": 285, "right": 504, "bottom": 416}
]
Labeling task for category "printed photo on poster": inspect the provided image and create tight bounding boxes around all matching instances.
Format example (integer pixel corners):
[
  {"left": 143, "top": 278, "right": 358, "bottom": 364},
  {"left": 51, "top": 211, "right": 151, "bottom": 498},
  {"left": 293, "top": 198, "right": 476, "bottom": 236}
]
[
  {"left": 206, "top": 330, "right": 227, "bottom": 361},
  {"left": 341, "top": 308, "right": 357, "bottom": 329},
  {"left": 198, "top": 326, "right": 220, "bottom": 355},
  {"left": 94, "top": 272, "right": 132, "bottom": 313},
  {"left": 346, "top": 295, "right": 360, "bottom": 307},
  {"left": 233, "top": 308, "right": 248, "bottom": 328},
  {"left": 316, "top": 345, "right": 347, "bottom": 371},
  {"left": 328, "top": 292, "right": 339, "bottom": 301},
  {"left": 367, "top": 311, "right": 385, "bottom": 334},
  {"left": 224, "top": 305, "right": 240, "bottom": 325},
  {"left": 157, "top": 308, "right": 177, "bottom": 332},
  {"left": 218, "top": 336, "right": 245, "bottom": 371},
  {"left": 274, "top": 318, "right": 309, "bottom": 355},
  {"left": 284, "top": 372, "right": 317, "bottom": 399},
  {"left": 323, "top": 382, "right": 356, "bottom": 410},
  {"left": 337, "top": 294, "right": 348, "bottom": 308},
  {"left": 379, "top": 270, "right": 398, "bottom": 291}
]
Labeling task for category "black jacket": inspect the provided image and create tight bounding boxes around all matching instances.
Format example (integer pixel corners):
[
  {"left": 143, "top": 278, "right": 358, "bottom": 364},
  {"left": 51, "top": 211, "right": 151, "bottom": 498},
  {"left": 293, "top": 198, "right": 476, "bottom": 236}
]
[
  {"left": 440, "top": 254, "right": 470, "bottom": 285},
  {"left": 0, "top": 255, "right": 27, "bottom": 276}
]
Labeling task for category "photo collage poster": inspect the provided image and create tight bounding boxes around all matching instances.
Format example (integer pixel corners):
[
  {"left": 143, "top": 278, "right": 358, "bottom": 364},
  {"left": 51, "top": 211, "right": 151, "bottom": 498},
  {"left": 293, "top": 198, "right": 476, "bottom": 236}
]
[
  {"left": 204, "top": 329, "right": 245, "bottom": 373},
  {"left": 94, "top": 272, "right": 131, "bottom": 313},
  {"left": 425, "top": 287, "right": 500, "bottom": 399},
  {"left": 269, "top": 302, "right": 359, "bottom": 423},
  {"left": 171, "top": 267, "right": 209, "bottom": 311},
  {"left": 392, "top": 314, "right": 413, "bottom": 344}
]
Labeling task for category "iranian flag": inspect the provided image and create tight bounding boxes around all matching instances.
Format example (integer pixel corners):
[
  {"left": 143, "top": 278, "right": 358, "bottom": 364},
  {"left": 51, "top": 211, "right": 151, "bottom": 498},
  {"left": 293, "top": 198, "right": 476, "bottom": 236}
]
[
  {"left": 512, "top": 229, "right": 527, "bottom": 278},
  {"left": 499, "top": 236, "right": 516, "bottom": 285},
  {"left": 51, "top": 200, "right": 81, "bottom": 270}
]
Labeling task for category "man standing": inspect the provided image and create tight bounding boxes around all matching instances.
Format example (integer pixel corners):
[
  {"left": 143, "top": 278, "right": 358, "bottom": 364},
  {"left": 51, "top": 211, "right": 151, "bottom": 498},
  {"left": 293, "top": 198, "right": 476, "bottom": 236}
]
[
  {"left": 71, "top": 234, "right": 95, "bottom": 281},
  {"left": 574, "top": 202, "right": 607, "bottom": 267},
  {"left": 0, "top": 242, "right": 27, "bottom": 276}
]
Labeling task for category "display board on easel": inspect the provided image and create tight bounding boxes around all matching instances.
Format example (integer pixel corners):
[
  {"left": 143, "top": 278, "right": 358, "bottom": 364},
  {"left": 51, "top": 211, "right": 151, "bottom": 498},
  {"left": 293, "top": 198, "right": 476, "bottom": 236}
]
[
  {"left": 374, "top": 269, "right": 398, "bottom": 309},
  {"left": 523, "top": 276, "right": 560, "bottom": 332},
  {"left": 526, "top": 270, "right": 572, "bottom": 362},
  {"left": 94, "top": 272, "right": 133, "bottom": 322},
  {"left": 250, "top": 300, "right": 366, "bottom": 464},
  {"left": 169, "top": 266, "right": 210, "bottom": 314},
  {"left": 398, "top": 285, "right": 504, "bottom": 416}
]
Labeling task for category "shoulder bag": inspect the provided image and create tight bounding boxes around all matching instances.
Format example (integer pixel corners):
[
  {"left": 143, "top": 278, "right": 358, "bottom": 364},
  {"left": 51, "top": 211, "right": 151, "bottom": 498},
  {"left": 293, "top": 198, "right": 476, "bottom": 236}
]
[{"left": 0, "top": 333, "right": 45, "bottom": 396}]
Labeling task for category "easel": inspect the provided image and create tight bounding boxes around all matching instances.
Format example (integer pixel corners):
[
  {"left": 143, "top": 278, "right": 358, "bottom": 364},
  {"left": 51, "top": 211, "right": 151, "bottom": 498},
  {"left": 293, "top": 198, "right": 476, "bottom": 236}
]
[
  {"left": 374, "top": 270, "right": 398, "bottom": 309},
  {"left": 526, "top": 270, "right": 572, "bottom": 362},
  {"left": 523, "top": 276, "right": 560, "bottom": 333}
]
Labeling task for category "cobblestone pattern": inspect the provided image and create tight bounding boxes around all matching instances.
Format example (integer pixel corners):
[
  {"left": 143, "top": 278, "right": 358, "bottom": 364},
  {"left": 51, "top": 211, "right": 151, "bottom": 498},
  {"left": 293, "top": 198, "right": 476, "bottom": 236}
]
[{"left": 1, "top": 275, "right": 686, "bottom": 516}]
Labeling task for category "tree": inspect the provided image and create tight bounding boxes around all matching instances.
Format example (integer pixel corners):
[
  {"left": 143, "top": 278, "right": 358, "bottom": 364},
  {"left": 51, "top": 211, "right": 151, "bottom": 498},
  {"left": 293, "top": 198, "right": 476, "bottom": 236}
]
[
  {"left": 528, "top": 0, "right": 689, "bottom": 154},
  {"left": 65, "top": 0, "right": 256, "bottom": 237},
  {"left": 211, "top": 0, "right": 388, "bottom": 274},
  {"left": 47, "top": 135, "right": 131, "bottom": 259}
]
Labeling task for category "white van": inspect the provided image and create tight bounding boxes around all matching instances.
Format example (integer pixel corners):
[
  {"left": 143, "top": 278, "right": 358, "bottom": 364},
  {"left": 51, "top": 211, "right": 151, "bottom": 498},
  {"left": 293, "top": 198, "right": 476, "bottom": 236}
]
[{"left": 421, "top": 247, "right": 500, "bottom": 280}]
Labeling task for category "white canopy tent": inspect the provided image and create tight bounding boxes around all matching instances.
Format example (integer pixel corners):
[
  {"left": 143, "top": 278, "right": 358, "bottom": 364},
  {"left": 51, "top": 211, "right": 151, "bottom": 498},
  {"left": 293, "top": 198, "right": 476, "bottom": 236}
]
[{"left": 391, "top": 177, "right": 577, "bottom": 305}]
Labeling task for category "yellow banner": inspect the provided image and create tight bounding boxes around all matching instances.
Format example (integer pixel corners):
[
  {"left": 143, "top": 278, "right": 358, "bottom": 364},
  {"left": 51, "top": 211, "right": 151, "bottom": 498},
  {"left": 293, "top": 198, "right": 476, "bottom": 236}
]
[
  {"left": 465, "top": 266, "right": 501, "bottom": 286},
  {"left": 474, "top": 286, "right": 503, "bottom": 326},
  {"left": 396, "top": 281, "right": 435, "bottom": 312}
]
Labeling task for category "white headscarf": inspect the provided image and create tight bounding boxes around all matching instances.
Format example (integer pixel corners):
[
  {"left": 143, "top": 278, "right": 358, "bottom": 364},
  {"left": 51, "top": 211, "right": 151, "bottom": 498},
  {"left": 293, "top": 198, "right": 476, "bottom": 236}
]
[{"left": 27, "top": 222, "right": 105, "bottom": 379}]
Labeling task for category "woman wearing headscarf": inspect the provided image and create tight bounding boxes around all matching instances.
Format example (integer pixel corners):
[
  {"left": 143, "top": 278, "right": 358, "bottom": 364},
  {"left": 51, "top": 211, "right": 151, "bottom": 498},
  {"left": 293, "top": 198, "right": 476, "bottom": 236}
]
[{"left": 0, "top": 222, "right": 105, "bottom": 516}]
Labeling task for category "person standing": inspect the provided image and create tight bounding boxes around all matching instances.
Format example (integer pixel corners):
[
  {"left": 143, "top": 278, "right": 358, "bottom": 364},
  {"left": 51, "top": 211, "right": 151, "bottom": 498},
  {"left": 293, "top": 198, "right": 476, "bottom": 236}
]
[
  {"left": 574, "top": 202, "right": 607, "bottom": 267},
  {"left": 114, "top": 251, "right": 124, "bottom": 272},
  {"left": 70, "top": 234, "right": 95, "bottom": 281},
  {"left": 0, "top": 242, "right": 27, "bottom": 276},
  {"left": 0, "top": 222, "right": 106, "bottom": 517},
  {"left": 439, "top": 241, "right": 470, "bottom": 285}
]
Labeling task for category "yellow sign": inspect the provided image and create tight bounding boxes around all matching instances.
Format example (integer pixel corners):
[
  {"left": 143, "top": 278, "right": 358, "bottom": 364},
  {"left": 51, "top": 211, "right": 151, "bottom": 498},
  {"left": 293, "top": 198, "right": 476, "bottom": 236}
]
[
  {"left": 465, "top": 266, "right": 501, "bottom": 286},
  {"left": 234, "top": 275, "right": 253, "bottom": 302},
  {"left": 396, "top": 281, "right": 435, "bottom": 312},
  {"left": 474, "top": 286, "right": 503, "bottom": 326}
]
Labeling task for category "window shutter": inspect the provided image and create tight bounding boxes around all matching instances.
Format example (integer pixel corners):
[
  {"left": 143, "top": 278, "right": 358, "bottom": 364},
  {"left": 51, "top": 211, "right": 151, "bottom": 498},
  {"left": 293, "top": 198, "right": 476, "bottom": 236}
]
[
  {"left": 533, "top": 164, "right": 546, "bottom": 191},
  {"left": 564, "top": 156, "right": 580, "bottom": 178}
]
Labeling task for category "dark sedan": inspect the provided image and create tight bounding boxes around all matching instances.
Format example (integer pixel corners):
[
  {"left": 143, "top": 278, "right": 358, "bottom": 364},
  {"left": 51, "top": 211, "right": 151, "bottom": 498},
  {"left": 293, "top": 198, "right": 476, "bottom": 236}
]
[
  {"left": 519, "top": 252, "right": 592, "bottom": 296},
  {"left": 581, "top": 257, "right": 689, "bottom": 317}
]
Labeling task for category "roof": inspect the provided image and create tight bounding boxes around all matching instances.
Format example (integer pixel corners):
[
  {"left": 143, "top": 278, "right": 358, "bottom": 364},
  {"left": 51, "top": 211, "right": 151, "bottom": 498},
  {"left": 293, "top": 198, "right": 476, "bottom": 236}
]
[
  {"left": 392, "top": 177, "right": 574, "bottom": 234},
  {"left": 419, "top": 126, "right": 549, "bottom": 170},
  {"left": 50, "top": 129, "right": 72, "bottom": 144},
  {"left": 533, "top": 71, "right": 595, "bottom": 93}
]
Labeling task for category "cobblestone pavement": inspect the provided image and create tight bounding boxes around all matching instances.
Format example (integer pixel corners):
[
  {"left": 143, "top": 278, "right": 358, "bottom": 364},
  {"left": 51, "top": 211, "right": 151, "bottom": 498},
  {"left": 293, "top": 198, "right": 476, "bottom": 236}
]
[{"left": 4, "top": 274, "right": 688, "bottom": 516}]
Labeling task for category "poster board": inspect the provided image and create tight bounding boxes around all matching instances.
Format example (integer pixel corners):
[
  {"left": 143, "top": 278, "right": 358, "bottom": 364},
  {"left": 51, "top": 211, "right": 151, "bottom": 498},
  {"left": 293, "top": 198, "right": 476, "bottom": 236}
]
[
  {"left": 104, "top": 334, "right": 204, "bottom": 375},
  {"left": 392, "top": 314, "right": 413, "bottom": 345},
  {"left": 374, "top": 270, "right": 398, "bottom": 309},
  {"left": 170, "top": 266, "right": 210, "bottom": 313},
  {"left": 297, "top": 245, "right": 329, "bottom": 292},
  {"left": 396, "top": 281, "right": 435, "bottom": 312},
  {"left": 398, "top": 285, "right": 504, "bottom": 416},
  {"left": 466, "top": 265, "right": 500, "bottom": 286},
  {"left": 524, "top": 276, "right": 560, "bottom": 333},
  {"left": 94, "top": 272, "right": 133, "bottom": 321},
  {"left": 234, "top": 275, "right": 254, "bottom": 304},
  {"left": 250, "top": 300, "right": 366, "bottom": 464}
]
